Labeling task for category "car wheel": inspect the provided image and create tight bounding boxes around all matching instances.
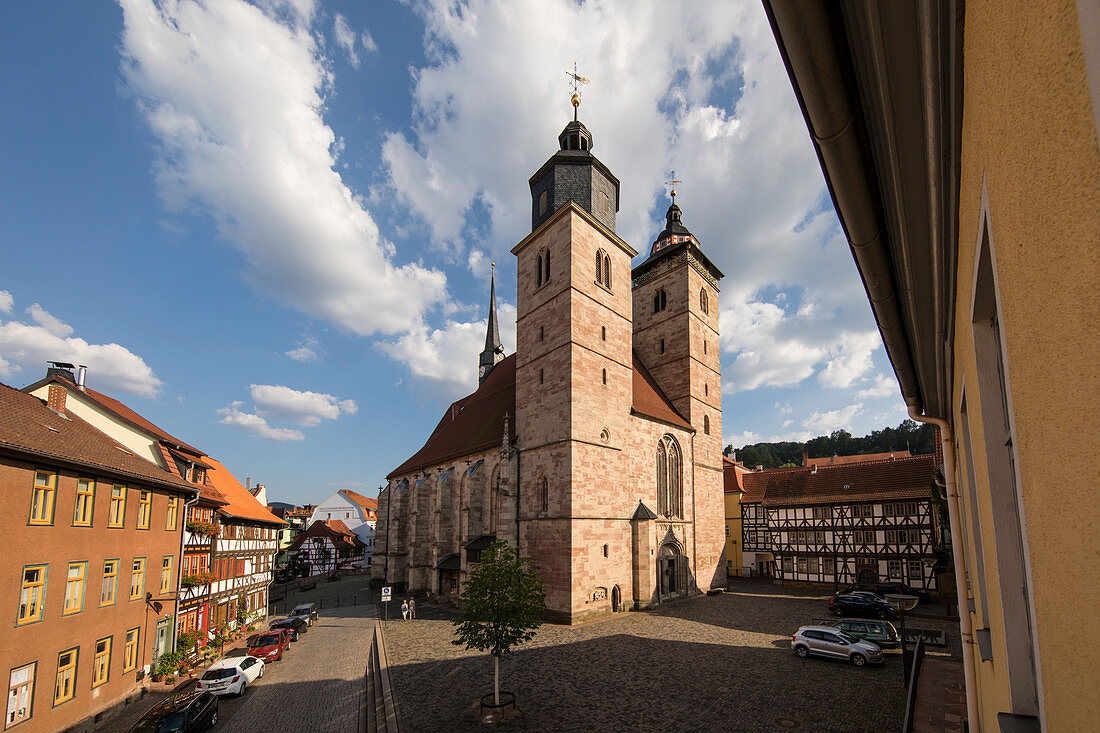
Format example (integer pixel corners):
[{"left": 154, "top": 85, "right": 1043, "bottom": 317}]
[
  {"left": 238, "top": 681, "right": 246, "bottom": 696},
  {"left": 851, "top": 653, "right": 866, "bottom": 667},
  {"left": 795, "top": 645, "right": 809, "bottom": 658},
  {"left": 259, "top": 666, "right": 264, "bottom": 678},
  {"left": 210, "top": 708, "right": 218, "bottom": 727}
]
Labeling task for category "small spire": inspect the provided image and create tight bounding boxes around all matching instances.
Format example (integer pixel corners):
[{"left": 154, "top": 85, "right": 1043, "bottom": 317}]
[
  {"left": 479, "top": 264, "right": 505, "bottom": 384},
  {"left": 565, "top": 62, "right": 590, "bottom": 122}
]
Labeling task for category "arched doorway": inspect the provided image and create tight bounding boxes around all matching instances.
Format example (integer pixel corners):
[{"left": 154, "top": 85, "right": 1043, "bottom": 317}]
[
  {"left": 611, "top": 585, "right": 622, "bottom": 612},
  {"left": 857, "top": 566, "right": 878, "bottom": 582},
  {"left": 657, "top": 543, "right": 684, "bottom": 601}
]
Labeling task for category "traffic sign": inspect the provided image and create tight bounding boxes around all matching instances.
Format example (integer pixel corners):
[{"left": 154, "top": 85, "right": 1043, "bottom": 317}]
[{"left": 381, "top": 586, "right": 391, "bottom": 602}]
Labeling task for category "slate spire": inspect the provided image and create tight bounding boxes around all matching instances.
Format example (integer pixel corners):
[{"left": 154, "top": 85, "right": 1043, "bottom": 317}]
[{"left": 478, "top": 264, "right": 505, "bottom": 384}]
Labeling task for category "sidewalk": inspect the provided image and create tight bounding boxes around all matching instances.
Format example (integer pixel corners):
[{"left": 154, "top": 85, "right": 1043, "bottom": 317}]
[{"left": 91, "top": 677, "right": 197, "bottom": 732}]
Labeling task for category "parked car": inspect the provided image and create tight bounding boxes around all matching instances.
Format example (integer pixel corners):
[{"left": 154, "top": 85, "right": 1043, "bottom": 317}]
[
  {"left": 840, "top": 582, "right": 931, "bottom": 603},
  {"left": 129, "top": 690, "right": 218, "bottom": 732},
  {"left": 290, "top": 602, "right": 319, "bottom": 625},
  {"left": 196, "top": 656, "right": 265, "bottom": 696},
  {"left": 791, "top": 626, "right": 884, "bottom": 666},
  {"left": 270, "top": 616, "right": 308, "bottom": 640},
  {"left": 828, "top": 593, "right": 898, "bottom": 619},
  {"left": 824, "top": 618, "right": 900, "bottom": 648},
  {"left": 246, "top": 628, "right": 291, "bottom": 662}
]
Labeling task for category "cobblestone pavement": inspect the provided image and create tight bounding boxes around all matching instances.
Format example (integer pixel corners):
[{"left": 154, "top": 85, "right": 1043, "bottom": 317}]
[
  {"left": 267, "top": 572, "right": 379, "bottom": 617},
  {"left": 211, "top": 606, "right": 375, "bottom": 733},
  {"left": 382, "top": 578, "right": 961, "bottom": 733}
]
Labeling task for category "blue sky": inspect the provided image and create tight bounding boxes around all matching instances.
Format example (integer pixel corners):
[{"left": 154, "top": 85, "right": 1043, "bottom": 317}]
[{"left": 0, "top": 1, "right": 909, "bottom": 505}]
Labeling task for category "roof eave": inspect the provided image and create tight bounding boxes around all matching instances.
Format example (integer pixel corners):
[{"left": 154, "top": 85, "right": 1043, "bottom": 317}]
[
  {"left": 762, "top": 0, "right": 961, "bottom": 418},
  {"left": 0, "top": 442, "right": 199, "bottom": 498}
]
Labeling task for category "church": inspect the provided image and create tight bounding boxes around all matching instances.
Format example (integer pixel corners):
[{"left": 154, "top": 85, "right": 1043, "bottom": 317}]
[{"left": 372, "top": 101, "right": 726, "bottom": 623}]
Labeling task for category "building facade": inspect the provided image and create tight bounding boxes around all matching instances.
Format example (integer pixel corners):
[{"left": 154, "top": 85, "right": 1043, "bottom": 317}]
[
  {"left": 738, "top": 456, "right": 939, "bottom": 590},
  {"left": 1, "top": 381, "right": 196, "bottom": 732},
  {"left": 374, "top": 110, "right": 727, "bottom": 623},
  {"left": 766, "top": 1, "right": 1100, "bottom": 727},
  {"left": 286, "top": 520, "right": 365, "bottom": 576},
  {"left": 723, "top": 457, "right": 746, "bottom": 578},
  {"left": 308, "top": 490, "right": 377, "bottom": 563}
]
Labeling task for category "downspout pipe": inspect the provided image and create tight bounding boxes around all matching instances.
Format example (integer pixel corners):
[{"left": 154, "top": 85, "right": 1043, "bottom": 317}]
[{"left": 907, "top": 406, "right": 979, "bottom": 733}]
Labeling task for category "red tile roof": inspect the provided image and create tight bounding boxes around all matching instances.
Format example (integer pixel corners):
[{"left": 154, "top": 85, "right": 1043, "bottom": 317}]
[
  {"left": 723, "top": 456, "right": 747, "bottom": 493},
  {"left": 805, "top": 450, "right": 912, "bottom": 467},
  {"left": 204, "top": 457, "right": 286, "bottom": 525},
  {"left": 389, "top": 354, "right": 517, "bottom": 478},
  {"left": 631, "top": 351, "right": 693, "bottom": 430},
  {"left": 287, "top": 519, "right": 364, "bottom": 551},
  {"left": 0, "top": 382, "right": 197, "bottom": 494},
  {"left": 25, "top": 375, "right": 205, "bottom": 456},
  {"left": 738, "top": 455, "right": 935, "bottom": 507},
  {"left": 339, "top": 489, "right": 378, "bottom": 511}
]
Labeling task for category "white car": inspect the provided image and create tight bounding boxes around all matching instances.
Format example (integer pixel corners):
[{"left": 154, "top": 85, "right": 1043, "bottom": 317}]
[{"left": 196, "top": 655, "right": 265, "bottom": 696}]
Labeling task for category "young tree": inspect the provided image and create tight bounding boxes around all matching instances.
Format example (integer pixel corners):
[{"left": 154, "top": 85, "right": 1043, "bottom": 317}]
[{"left": 451, "top": 539, "right": 546, "bottom": 706}]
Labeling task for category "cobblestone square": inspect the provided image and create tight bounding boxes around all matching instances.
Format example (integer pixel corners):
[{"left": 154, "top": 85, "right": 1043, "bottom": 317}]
[{"left": 383, "top": 579, "right": 958, "bottom": 732}]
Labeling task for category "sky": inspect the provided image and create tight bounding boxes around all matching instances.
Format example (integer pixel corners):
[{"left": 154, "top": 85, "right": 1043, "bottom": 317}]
[{"left": 0, "top": 0, "right": 910, "bottom": 506}]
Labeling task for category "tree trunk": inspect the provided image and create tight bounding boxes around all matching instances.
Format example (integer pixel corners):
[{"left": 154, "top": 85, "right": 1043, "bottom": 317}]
[{"left": 493, "top": 655, "right": 500, "bottom": 706}]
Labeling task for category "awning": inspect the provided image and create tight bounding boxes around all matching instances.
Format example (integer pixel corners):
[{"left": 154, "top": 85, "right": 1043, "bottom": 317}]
[{"left": 435, "top": 553, "right": 461, "bottom": 571}]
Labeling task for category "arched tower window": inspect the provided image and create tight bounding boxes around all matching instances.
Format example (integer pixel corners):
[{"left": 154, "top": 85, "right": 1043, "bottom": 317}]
[
  {"left": 653, "top": 288, "right": 667, "bottom": 313},
  {"left": 700, "top": 288, "right": 709, "bottom": 314},
  {"left": 540, "top": 476, "right": 549, "bottom": 514},
  {"left": 656, "top": 435, "right": 683, "bottom": 518},
  {"left": 544, "top": 249, "right": 550, "bottom": 283},
  {"left": 536, "top": 253, "right": 544, "bottom": 287},
  {"left": 596, "top": 250, "right": 604, "bottom": 284},
  {"left": 704, "top": 415, "right": 710, "bottom": 435},
  {"left": 603, "top": 253, "right": 611, "bottom": 288},
  {"left": 538, "top": 190, "right": 548, "bottom": 216}
]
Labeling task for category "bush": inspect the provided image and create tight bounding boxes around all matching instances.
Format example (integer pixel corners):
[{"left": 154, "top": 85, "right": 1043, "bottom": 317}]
[
  {"left": 154, "top": 651, "right": 185, "bottom": 678},
  {"left": 177, "top": 631, "right": 198, "bottom": 652}
]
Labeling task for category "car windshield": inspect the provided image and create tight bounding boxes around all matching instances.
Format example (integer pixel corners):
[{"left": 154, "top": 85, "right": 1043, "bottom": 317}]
[
  {"left": 201, "top": 668, "right": 236, "bottom": 680},
  {"left": 836, "top": 631, "right": 861, "bottom": 645},
  {"left": 251, "top": 634, "right": 280, "bottom": 646},
  {"left": 130, "top": 711, "right": 186, "bottom": 732},
  {"left": 292, "top": 607, "right": 310, "bottom": 615}
]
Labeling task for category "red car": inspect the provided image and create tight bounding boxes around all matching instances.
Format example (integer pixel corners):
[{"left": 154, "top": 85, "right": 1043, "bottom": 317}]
[{"left": 245, "top": 629, "right": 290, "bottom": 662}]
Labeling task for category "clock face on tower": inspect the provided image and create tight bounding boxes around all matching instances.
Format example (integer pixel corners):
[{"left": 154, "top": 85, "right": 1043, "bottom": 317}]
[{"left": 479, "top": 365, "right": 487, "bottom": 380}]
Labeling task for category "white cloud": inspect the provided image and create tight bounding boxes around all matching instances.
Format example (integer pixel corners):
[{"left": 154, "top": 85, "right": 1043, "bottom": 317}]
[
  {"left": 723, "top": 429, "right": 760, "bottom": 448},
  {"left": 26, "top": 304, "right": 74, "bottom": 338},
  {"left": 118, "top": 0, "right": 448, "bottom": 340},
  {"left": 333, "top": 13, "right": 359, "bottom": 69},
  {"left": 249, "top": 383, "right": 357, "bottom": 426},
  {"left": 802, "top": 402, "right": 864, "bottom": 434},
  {"left": 361, "top": 30, "right": 378, "bottom": 55},
  {"left": 285, "top": 334, "right": 322, "bottom": 362},
  {"left": 217, "top": 401, "right": 305, "bottom": 442},
  {"left": 0, "top": 297, "right": 161, "bottom": 397},
  {"left": 774, "top": 402, "right": 793, "bottom": 415},
  {"left": 0, "top": 291, "right": 12, "bottom": 313},
  {"left": 377, "top": 302, "right": 518, "bottom": 402},
  {"left": 857, "top": 373, "right": 899, "bottom": 400}
]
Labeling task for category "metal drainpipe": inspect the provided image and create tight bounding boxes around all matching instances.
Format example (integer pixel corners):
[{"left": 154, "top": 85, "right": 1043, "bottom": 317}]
[
  {"left": 906, "top": 406, "right": 979, "bottom": 733},
  {"left": 690, "top": 432, "right": 698, "bottom": 593},
  {"left": 171, "top": 493, "right": 200, "bottom": 654},
  {"left": 514, "top": 440, "right": 521, "bottom": 552}
]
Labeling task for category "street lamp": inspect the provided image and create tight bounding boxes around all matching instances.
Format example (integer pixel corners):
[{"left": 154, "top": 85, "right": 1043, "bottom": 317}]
[{"left": 886, "top": 593, "right": 920, "bottom": 683}]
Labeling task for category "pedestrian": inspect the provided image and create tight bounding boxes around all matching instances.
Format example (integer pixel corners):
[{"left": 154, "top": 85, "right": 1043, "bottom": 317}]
[
  {"left": 408, "top": 598, "right": 416, "bottom": 619},
  {"left": 401, "top": 599, "right": 409, "bottom": 620}
]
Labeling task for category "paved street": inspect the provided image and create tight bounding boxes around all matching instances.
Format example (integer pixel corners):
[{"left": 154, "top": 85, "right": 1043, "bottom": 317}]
[{"left": 382, "top": 578, "right": 960, "bottom": 732}]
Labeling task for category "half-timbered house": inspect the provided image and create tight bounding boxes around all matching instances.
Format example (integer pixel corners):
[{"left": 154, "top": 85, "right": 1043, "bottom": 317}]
[
  {"left": 738, "top": 455, "right": 939, "bottom": 590},
  {"left": 286, "top": 520, "right": 365, "bottom": 576}
]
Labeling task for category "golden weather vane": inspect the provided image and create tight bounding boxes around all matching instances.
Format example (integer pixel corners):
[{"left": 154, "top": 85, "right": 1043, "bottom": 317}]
[
  {"left": 565, "top": 62, "right": 590, "bottom": 120},
  {"left": 665, "top": 170, "right": 683, "bottom": 204}
]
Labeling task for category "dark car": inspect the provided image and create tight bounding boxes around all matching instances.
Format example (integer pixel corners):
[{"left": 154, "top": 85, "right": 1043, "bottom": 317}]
[
  {"left": 840, "top": 582, "right": 931, "bottom": 603},
  {"left": 270, "top": 616, "right": 308, "bottom": 640},
  {"left": 829, "top": 593, "right": 898, "bottom": 619},
  {"left": 825, "top": 618, "right": 901, "bottom": 648},
  {"left": 129, "top": 690, "right": 218, "bottom": 732}
]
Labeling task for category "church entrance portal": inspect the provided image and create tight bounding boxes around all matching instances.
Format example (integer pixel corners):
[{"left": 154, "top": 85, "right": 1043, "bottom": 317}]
[
  {"left": 612, "top": 585, "right": 622, "bottom": 612},
  {"left": 657, "top": 543, "right": 685, "bottom": 602}
]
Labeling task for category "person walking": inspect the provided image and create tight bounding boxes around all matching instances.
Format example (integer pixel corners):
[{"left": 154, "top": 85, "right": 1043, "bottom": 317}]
[
  {"left": 401, "top": 599, "right": 409, "bottom": 620},
  {"left": 408, "top": 598, "right": 416, "bottom": 620}
]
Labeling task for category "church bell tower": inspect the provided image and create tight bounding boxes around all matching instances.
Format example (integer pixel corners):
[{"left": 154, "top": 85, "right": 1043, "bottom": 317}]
[{"left": 478, "top": 267, "right": 505, "bottom": 384}]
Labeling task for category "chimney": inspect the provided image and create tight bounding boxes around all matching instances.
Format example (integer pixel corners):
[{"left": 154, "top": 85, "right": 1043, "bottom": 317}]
[
  {"left": 76, "top": 365, "right": 87, "bottom": 391},
  {"left": 246, "top": 477, "right": 251, "bottom": 490},
  {"left": 47, "top": 384, "right": 67, "bottom": 413},
  {"left": 46, "top": 360, "right": 76, "bottom": 383},
  {"left": 801, "top": 448, "right": 809, "bottom": 467},
  {"left": 755, "top": 464, "right": 764, "bottom": 472},
  {"left": 811, "top": 465, "right": 818, "bottom": 474}
]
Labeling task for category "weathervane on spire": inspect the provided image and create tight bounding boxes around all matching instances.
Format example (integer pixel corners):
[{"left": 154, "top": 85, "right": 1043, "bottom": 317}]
[
  {"left": 665, "top": 170, "right": 683, "bottom": 204},
  {"left": 565, "top": 62, "right": 590, "bottom": 121}
]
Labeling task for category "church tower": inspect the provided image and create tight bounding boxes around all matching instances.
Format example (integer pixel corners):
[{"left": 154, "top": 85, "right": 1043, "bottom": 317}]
[
  {"left": 478, "top": 267, "right": 505, "bottom": 384},
  {"left": 631, "top": 197, "right": 726, "bottom": 589},
  {"left": 512, "top": 97, "right": 638, "bottom": 621}
]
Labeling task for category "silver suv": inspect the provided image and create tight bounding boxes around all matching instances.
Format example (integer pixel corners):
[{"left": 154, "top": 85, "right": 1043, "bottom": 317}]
[
  {"left": 290, "top": 603, "right": 318, "bottom": 626},
  {"left": 791, "top": 625, "right": 884, "bottom": 666}
]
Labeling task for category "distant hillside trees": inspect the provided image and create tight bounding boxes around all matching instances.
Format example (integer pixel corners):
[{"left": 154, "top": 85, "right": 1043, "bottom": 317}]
[{"left": 725, "top": 420, "right": 935, "bottom": 469}]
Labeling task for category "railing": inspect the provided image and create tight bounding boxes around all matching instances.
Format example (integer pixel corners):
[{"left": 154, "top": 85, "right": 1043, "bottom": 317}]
[{"left": 902, "top": 637, "right": 927, "bottom": 733}]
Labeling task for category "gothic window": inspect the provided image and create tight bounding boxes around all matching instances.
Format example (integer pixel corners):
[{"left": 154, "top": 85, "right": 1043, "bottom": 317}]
[
  {"left": 656, "top": 435, "right": 683, "bottom": 518},
  {"left": 544, "top": 249, "right": 550, "bottom": 283},
  {"left": 540, "top": 476, "right": 549, "bottom": 514},
  {"left": 700, "top": 288, "right": 709, "bottom": 314},
  {"left": 703, "top": 415, "right": 710, "bottom": 435},
  {"left": 595, "top": 249, "right": 612, "bottom": 289},
  {"left": 596, "top": 250, "right": 603, "bottom": 284},
  {"left": 536, "top": 253, "right": 544, "bottom": 287},
  {"left": 653, "top": 288, "right": 667, "bottom": 313},
  {"left": 603, "top": 254, "right": 611, "bottom": 288}
]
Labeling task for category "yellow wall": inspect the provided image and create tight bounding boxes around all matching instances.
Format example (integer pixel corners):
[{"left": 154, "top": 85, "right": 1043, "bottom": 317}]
[
  {"left": 724, "top": 490, "right": 742, "bottom": 575},
  {"left": 953, "top": 2, "right": 1100, "bottom": 728},
  {"left": 29, "top": 384, "right": 164, "bottom": 466}
]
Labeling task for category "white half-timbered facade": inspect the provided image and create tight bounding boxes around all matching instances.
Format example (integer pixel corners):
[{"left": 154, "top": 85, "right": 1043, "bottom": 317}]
[{"left": 740, "top": 455, "right": 940, "bottom": 590}]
